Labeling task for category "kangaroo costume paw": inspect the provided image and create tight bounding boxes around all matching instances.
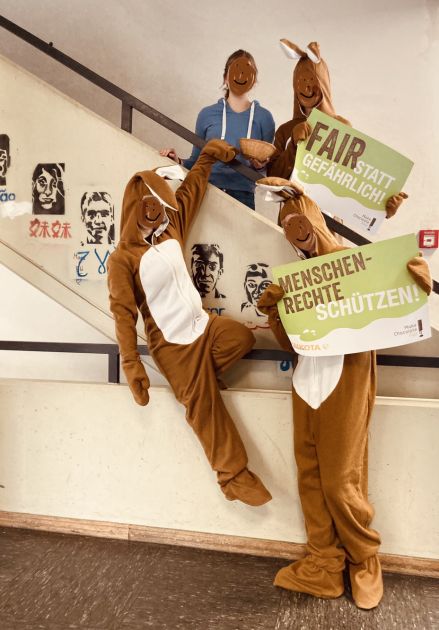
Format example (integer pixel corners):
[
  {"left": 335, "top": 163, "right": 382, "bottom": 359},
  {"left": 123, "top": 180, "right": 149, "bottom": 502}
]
[
  {"left": 123, "top": 360, "right": 150, "bottom": 406},
  {"left": 202, "top": 139, "right": 237, "bottom": 163},
  {"left": 221, "top": 468, "right": 272, "bottom": 506},
  {"left": 293, "top": 121, "right": 312, "bottom": 145},
  {"left": 349, "top": 555, "right": 383, "bottom": 610},
  {"left": 274, "top": 556, "right": 345, "bottom": 599},
  {"left": 385, "top": 191, "right": 408, "bottom": 218},
  {"left": 407, "top": 255, "right": 432, "bottom": 295}
]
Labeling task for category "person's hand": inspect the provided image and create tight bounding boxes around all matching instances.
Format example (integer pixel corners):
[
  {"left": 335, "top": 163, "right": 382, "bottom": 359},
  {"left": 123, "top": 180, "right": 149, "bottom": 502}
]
[
  {"left": 407, "top": 255, "right": 432, "bottom": 295},
  {"left": 123, "top": 359, "right": 150, "bottom": 406},
  {"left": 159, "top": 148, "right": 181, "bottom": 164},
  {"left": 293, "top": 121, "right": 312, "bottom": 145},
  {"left": 249, "top": 157, "right": 270, "bottom": 170},
  {"left": 385, "top": 192, "right": 408, "bottom": 218}
]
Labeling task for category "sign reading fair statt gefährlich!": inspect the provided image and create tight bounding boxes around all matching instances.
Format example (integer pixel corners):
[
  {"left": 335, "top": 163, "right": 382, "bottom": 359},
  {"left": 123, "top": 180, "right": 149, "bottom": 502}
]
[
  {"left": 272, "top": 234, "right": 430, "bottom": 357},
  {"left": 292, "top": 110, "right": 414, "bottom": 234}
]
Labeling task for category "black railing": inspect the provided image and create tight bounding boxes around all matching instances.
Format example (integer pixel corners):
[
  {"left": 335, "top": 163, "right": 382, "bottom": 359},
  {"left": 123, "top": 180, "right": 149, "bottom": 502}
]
[
  {"left": 1, "top": 341, "right": 438, "bottom": 384},
  {"left": 2, "top": 13, "right": 434, "bottom": 273}
]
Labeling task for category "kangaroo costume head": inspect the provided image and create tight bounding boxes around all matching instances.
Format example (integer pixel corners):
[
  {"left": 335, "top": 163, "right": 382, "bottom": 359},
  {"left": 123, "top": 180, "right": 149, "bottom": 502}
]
[
  {"left": 119, "top": 166, "right": 184, "bottom": 246},
  {"left": 280, "top": 39, "right": 337, "bottom": 120},
  {"left": 257, "top": 176, "right": 343, "bottom": 258}
]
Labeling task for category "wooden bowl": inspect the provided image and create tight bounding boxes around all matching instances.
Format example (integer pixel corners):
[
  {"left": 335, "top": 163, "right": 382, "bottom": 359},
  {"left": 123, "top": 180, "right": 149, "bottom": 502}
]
[{"left": 239, "top": 139, "right": 276, "bottom": 161}]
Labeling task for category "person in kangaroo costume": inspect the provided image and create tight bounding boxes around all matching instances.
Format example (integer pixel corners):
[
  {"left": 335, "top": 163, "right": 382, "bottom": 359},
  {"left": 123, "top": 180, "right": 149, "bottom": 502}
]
[
  {"left": 107, "top": 139, "right": 271, "bottom": 507},
  {"left": 267, "top": 39, "right": 406, "bottom": 219},
  {"left": 256, "top": 176, "right": 431, "bottom": 609}
]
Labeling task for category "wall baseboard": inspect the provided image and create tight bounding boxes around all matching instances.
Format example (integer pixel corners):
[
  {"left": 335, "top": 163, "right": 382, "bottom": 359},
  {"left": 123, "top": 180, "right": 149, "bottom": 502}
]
[{"left": 0, "top": 510, "right": 437, "bottom": 579}]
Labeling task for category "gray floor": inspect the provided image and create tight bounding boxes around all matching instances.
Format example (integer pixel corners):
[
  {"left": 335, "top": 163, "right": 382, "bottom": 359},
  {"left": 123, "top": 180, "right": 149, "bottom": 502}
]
[{"left": 0, "top": 527, "right": 437, "bottom": 629}]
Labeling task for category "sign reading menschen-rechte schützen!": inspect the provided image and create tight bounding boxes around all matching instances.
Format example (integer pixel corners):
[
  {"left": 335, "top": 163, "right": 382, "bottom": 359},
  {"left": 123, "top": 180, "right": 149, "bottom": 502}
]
[
  {"left": 272, "top": 234, "right": 430, "bottom": 357},
  {"left": 292, "top": 110, "right": 414, "bottom": 234}
]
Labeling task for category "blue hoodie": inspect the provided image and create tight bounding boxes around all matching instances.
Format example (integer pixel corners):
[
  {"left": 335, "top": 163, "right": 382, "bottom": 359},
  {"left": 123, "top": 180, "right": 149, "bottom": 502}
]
[{"left": 183, "top": 99, "right": 275, "bottom": 192}]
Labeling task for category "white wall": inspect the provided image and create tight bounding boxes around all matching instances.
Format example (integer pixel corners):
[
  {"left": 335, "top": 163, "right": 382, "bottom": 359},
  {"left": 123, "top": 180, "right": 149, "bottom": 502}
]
[{"left": 1, "top": 379, "right": 438, "bottom": 559}]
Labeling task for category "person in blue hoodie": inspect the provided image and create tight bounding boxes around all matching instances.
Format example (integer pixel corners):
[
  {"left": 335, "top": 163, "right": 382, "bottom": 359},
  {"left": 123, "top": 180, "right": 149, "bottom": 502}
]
[{"left": 160, "top": 50, "right": 275, "bottom": 210}]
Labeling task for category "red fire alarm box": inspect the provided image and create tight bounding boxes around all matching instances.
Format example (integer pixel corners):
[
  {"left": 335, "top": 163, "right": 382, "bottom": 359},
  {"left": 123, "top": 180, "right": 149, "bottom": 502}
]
[{"left": 419, "top": 230, "right": 439, "bottom": 249}]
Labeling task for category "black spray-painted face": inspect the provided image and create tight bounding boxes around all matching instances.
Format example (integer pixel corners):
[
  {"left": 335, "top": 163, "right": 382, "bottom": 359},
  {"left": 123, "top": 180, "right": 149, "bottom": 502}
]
[
  {"left": 294, "top": 67, "right": 322, "bottom": 110},
  {"left": 0, "top": 149, "right": 9, "bottom": 177},
  {"left": 191, "top": 252, "right": 222, "bottom": 295},
  {"left": 34, "top": 168, "right": 59, "bottom": 210},
  {"left": 244, "top": 264, "right": 271, "bottom": 305},
  {"left": 137, "top": 195, "right": 166, "bottom": 232},
  {"left": 282, "top": 213, "right": 317, "bottom": 254},
  {"left": 227, "top": 57, "right": 256, "bottom": 96},
  {"left": 83, "top": 200, "right": 113, "bottom": 242}
]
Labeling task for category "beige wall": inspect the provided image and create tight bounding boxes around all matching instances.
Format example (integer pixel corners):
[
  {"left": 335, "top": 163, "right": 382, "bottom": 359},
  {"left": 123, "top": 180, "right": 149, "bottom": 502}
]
[{"left": 1, "top": 379, "right": 438, "bottom": 559}]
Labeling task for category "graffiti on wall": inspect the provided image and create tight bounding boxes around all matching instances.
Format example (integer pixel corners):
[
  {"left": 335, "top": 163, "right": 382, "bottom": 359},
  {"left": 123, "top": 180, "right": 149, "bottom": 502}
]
[
  {"left": 73, "top": 245, "right": 114, "bottom": 283},
  {"left": 80, "top": 191, "right": 115, "bottom": 245},
  {"left": 0, "top": 135, "right": 11, "bottom": 186},
  {"left": 191, "top": 243, "right": 226, "bottom": 299},
  {"left": 241, "top": 262, "right": 271, "bottom": 328},
  {"left": 32, "top": 163, "right": 65, "bottom": 215},
  {"left": 29, "top": 218, "right": 72, "bottom": 240}
]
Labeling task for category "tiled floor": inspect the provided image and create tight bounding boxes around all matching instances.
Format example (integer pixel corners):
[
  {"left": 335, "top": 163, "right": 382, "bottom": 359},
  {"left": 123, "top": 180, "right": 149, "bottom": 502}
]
[{"left": 0, "top": 527, "right": 437, "bottom": 629}]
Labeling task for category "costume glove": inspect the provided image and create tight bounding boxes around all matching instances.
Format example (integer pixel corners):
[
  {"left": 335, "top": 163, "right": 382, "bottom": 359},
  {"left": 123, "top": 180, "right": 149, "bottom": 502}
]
[
  {"left": 293, "top": 121, "right": 312, "bottom": 145},
  {"left": 407, "top": 255, "right": 432, "bottom": 295},
  {"left": 202, "top": 139, "right": 237, "bottom": 163},
  {"left": 257, "top": 283, "right": 285, "bottom": 316},
  {"left": 385, "top": 192, "right": 408, "bottom": 218},
  {"left": 123, "top": 359, "right": 150, "bottom": 406}
]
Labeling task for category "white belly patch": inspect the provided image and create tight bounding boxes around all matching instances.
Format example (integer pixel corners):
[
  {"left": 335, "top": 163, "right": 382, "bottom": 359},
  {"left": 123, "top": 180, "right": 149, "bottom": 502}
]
[{"left": 139, "top": 239, "right": 209, "bottom": 345}]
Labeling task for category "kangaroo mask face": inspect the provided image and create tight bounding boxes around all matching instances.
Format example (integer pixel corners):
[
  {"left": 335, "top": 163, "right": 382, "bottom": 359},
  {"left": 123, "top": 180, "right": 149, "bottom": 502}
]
[
  {"left": 294, "top": 66, "right": 322, "bottom": 110},
  {"left": 227, "top": 56, "right": 256, "bottom": 96},
  {"left": 281, "top": 211, "right": 317, "bottom": 254},
  {"left": 137, "top": 195, "right": 166, "bottom": 232}
]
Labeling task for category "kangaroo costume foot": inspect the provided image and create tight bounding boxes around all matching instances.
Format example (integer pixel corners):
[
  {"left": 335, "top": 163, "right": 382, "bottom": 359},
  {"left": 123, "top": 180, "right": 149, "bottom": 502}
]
[
  {"left": 222, "top": 468, "right": 272, "bottom": 506},
  {"left": 349, "top": 555, "right": 383, "bottom": 610},
  {"left": 274, "top": 556, "right": 344, "bottom": 599}
]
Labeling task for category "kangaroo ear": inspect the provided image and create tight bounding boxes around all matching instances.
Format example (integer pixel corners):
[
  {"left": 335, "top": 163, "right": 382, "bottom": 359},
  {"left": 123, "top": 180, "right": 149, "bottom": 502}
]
[
  {"left": 279, "top": 39, "right": 306, "bottom": 60},
  {"left": 305, "top": 42, "right": 321, "bottom": 64}
]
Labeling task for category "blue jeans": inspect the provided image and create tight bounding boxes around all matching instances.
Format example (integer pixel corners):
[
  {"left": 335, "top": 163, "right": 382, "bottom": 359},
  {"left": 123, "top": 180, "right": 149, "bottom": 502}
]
[{"left": 221, "top": 189, "right": 255, "bottom": 210}]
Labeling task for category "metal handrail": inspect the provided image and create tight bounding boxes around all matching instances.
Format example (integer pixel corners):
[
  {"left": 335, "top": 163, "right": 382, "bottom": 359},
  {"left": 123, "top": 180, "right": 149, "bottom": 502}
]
[
  {"left": 2, "top": 14, "right": 433, "bottom": 270},
  {"left": 1, "top": 341, "right": 437, "bottom": 385}
]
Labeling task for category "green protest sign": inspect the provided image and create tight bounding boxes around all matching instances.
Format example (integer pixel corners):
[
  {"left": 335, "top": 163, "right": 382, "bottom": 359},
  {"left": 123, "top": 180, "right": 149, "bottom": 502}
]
[
  {"left": 292, "top": 110, "right": 413, "bottom": 234},
  {"left": 272, "top": 234, "right": 430, "bottom": 356}
]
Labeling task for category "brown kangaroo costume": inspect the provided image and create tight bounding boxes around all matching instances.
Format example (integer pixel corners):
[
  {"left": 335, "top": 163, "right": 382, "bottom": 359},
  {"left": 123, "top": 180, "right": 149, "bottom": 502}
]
[
  {"left": 107, "top": 139, "right": 271, "bottom": 507},
  {"left": 267, "top": 40, "right": 406, "bottom": 218},
  {"left": 257, "top": 177, "right": 431, "bottom": 608}
]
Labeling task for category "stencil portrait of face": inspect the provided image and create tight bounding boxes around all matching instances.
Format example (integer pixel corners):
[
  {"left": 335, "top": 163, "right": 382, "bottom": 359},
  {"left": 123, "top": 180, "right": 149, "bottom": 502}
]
[
  {"left": 227, "top": 56, "right": 256, "bottom": 96},
  {"left": 191, "top": 243, "right": 225, "bottom": 298},
  {"left": 32, "top": 163, "right": 65, "bottom": 215},
  {"left": 81, "top": 192, "right": 115, "bottom": 245},
  {"left": 240, "top": 263, "right": 272, "bottom": 320},
  {"left": 0, "top": 135, "right": 11, "bottom": 186}
]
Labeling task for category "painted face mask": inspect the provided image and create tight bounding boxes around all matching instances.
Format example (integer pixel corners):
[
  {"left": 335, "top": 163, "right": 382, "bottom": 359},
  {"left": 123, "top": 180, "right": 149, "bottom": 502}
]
[
  {"left": 282, "top": 213, "right": 317, "bottom": 254},
  {"left": 137, "top": 194, "right": 166, "bottom": 232},
  {"left": 294, "top": 66, "right": 322, "bottom": 110},
  {"left": 227, "top": 56, "right": 256, "bottom": 96}
]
